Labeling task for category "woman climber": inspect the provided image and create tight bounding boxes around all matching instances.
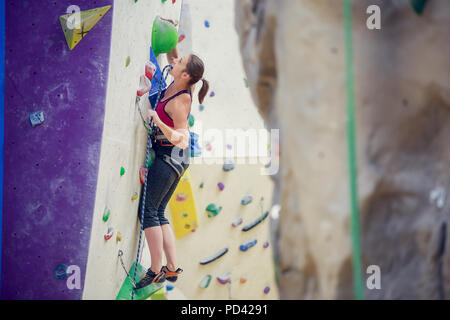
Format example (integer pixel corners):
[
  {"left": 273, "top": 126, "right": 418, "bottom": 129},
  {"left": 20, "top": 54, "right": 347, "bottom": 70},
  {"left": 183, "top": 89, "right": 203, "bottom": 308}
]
[{"left": 135, "top": 24, "right": 209, "bottom": 289}]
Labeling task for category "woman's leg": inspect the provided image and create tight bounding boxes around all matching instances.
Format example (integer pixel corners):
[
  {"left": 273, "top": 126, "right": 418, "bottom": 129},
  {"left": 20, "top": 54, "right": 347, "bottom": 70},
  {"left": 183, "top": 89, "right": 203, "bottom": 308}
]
[
  {"left": 137, "top": 155, "right": 178, "bottom": 273},
  {"left": 161, "top": 224, "right": 177, "bottom": 271},
  {"left": 145, "top": 227, "right": 164, "bottom": 273},
  {"left": 156, "top": 161, "right": 190, "bottom": 270}
]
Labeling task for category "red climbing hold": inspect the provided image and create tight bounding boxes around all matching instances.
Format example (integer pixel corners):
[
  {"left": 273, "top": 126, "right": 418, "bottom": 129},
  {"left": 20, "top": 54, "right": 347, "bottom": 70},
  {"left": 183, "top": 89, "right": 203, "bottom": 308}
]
[
  {"left": 139, "top": 167, "right": 146, "bottom": 184},
  {"left": 145, "top": 61, "right": 156, "bottom": 81},
  {"left": 137, "top": 75, "right": 152, "bottom": 97},
  {"left": 172, "top": 0, "right": 176, "bottom": 3},
  {"left": 178, "top": 34, "right": 185, "bottom": 43}
]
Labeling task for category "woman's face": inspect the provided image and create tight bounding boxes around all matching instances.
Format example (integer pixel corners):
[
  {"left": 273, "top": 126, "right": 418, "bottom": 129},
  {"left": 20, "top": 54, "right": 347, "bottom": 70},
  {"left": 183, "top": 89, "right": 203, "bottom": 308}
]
[{"left": 170, "top": 55, "right": 190, "bottom": 81}]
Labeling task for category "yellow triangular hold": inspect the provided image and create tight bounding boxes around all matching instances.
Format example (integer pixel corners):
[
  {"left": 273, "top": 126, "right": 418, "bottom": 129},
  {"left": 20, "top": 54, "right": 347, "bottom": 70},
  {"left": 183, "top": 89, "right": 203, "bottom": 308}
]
[{"left": 59, "top": 5, "right": 111, "bottom": 50}]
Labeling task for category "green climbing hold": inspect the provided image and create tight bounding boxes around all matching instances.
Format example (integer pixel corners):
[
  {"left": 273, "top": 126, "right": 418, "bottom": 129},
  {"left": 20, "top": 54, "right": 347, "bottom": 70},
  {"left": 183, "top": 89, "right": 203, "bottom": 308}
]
[
  {"left": 116, "top": 262, "right": 164, "bottom": 300},
  {"left": 199, "top": 274, "right": 212, "bottom": 288},
  {"left": 102, "top": 207, "right": 110, "bottom": 222},
  {"left": 151, "top": 16, "right": 179, "bottom": 57},
  {"left": 147, "top": 149, "right": 156, "bottom": 167},
  {"left": 410, "top": 0, "right": 428, "bottom": 14},
  {"left": 120, "top": 167, "right": 125, "bottom": 176},
  {"left": 199, "top": 182, "right": 204, "bottom": 188},
  {"left": 206, "top": 203, "right": 222, "bottom": 217},
  {"left": 244, "top": 78, "right": 249, "bottom": 88},
  {"left": 188, "top": 114, "right": 195, "bottom": 127}
]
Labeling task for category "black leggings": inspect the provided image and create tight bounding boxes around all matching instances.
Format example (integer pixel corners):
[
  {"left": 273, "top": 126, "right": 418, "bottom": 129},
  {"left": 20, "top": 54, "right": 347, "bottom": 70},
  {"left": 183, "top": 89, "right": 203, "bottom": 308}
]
[{"left": 137, "top": 146, "right": 190, "bottom": 229}]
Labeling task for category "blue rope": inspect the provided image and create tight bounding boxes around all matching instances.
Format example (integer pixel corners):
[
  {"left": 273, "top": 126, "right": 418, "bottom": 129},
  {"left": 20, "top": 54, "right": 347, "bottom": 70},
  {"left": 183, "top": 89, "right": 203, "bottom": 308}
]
[{"left": 131, "top": 64, "right": 172, "bottom": 300}]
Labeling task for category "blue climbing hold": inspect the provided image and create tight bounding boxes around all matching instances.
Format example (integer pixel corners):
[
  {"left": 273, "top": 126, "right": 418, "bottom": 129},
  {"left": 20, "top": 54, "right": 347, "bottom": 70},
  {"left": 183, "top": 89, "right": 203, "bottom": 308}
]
[
  {"left": 166, "top": 283, "right": 175, "bottom": 291},
  {"left": 204, "top": 20, "right": 210, "bottom": 28},
  {"left": 54, "top": 264, "right": 68, "bottom": 280},
  {"left": 241, "top": 194, "right": 253, "bottom": 205},
  {"left": 239, "top": 239, "right": 257, "bottom": 252},
  {"left": 199, "top": 104, "right": 205, "bottom": 111},
  {"left": 223, "top": 159, "right": 235, "bottom": 172}
]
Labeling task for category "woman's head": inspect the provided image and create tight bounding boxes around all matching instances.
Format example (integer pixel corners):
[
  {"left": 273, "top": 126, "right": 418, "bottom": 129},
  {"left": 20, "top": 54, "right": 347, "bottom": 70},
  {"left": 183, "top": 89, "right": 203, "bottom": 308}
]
[{"left": 170, "top": 54, "right": 209, "bottom": 104}]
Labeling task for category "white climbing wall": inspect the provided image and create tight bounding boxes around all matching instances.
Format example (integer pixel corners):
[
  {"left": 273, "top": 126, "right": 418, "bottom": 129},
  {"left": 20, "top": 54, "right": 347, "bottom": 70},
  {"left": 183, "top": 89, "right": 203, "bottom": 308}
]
[
  {"left": 83, "top": 0, "right": 279, "bottom": 300},
  {"left": 82, "top": 0, "right": 183, "bottom": 300}
]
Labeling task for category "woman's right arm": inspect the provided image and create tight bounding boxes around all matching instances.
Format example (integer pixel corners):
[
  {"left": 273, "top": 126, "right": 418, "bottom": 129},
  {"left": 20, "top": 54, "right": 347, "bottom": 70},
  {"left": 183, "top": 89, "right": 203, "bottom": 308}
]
[
  {"left": 166, "top": 46, "right": 178, "bottom": 66},
  {"left": 160, "top": 17, "right": 178, "bottom": 65}
]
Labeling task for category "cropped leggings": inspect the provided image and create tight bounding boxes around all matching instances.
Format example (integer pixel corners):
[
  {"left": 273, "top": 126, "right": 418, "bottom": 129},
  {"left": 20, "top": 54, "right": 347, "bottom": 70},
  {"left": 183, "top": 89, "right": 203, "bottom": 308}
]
[{"left": 137, "top": 146, "right": 190, "bottom": 229}]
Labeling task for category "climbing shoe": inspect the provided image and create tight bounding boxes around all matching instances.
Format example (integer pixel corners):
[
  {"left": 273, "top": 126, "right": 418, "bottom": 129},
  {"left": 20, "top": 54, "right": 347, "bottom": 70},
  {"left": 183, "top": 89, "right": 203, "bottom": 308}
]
[
  {"left": 162, "top": 266, "right": 183, "bottom": 282},
  {"left": 135, "top": 268, "right": 166, "bottom": 290}
]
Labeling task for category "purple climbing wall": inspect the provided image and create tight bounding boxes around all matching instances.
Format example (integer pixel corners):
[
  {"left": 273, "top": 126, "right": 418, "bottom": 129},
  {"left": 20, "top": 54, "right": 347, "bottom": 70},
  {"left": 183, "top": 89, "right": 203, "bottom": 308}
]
[{"left": 2, "top": 1, "right": 113, "bottom": 299}]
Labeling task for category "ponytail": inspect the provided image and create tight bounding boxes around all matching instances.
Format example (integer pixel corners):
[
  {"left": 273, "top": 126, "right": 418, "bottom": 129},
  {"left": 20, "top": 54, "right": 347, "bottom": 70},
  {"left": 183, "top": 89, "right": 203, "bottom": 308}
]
[
  {"left": 198, "top": 78, "right": 209, "bottom": 104},
  {"left": 185, "top": 54, "right": 209, "bottom": 104}
]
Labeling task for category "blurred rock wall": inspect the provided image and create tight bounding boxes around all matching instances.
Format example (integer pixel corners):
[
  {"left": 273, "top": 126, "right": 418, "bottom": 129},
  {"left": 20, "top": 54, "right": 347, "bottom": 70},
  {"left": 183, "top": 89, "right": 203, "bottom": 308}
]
[{"left": 235, "top": 0, "right": 450, "bottom": 299}]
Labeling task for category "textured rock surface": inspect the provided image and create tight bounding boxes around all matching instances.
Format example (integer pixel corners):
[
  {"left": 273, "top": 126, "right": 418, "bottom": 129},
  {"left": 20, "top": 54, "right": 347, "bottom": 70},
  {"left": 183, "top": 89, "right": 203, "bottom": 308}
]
[{"left": 235, "top": 0, "right": 450, "bottom": 299}]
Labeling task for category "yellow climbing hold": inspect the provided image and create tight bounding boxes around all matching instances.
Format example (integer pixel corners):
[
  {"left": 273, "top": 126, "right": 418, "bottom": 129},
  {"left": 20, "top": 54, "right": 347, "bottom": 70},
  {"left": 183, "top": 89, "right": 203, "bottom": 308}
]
[
  {"left": 116, "top": 232, "right": 122, "bottom": 243},
  {"left": 131, "top": 192, "right": 138, "bottom": 201},
  {"left": 168, "top": 169, "right": 199, "bottom": 238},
  {"left": 59, "top": 5, "right": 112, "bottom": 50}
]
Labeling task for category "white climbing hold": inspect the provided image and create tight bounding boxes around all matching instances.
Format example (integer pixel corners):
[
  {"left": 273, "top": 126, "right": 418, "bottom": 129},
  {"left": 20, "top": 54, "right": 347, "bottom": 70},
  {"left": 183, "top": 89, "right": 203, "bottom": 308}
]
[
  {"left": 430, "top": 187, "right": 446, "bottom": 209},
  {"left": 30, "top": 111, "right": 45, "bottom": 127}
]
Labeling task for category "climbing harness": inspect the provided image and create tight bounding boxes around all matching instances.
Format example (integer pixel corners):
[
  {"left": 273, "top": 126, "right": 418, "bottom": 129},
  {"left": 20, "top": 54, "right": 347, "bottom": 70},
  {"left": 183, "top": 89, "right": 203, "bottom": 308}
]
[
  {"left": 343, "top": 0, "right": 364, "bottom": 300},
  {"left": 161, "top": 154, "right": 185, "bottom": 179}
]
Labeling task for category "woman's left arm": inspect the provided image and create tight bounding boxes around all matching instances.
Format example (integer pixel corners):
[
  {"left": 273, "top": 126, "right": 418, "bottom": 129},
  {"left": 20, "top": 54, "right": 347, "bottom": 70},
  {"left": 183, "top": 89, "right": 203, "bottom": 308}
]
[{"left": 148, "top": 96, "right": 191, "bottom": 149}]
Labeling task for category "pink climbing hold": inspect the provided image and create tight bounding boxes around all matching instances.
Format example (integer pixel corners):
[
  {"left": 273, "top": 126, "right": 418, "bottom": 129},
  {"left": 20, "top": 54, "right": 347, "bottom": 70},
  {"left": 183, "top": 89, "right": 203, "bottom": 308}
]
[
  {"left": 206, "top": 143, "right": 212, "bottom": 151},
  {"left": 137, "top": 75, "right": 152, "bottom": 97},
  {"left": 176, "top": 193, "right": 188, "bottom": 201},
  {"left": 145, "top": 61, "right": 156, "bottom": 80},
  {"left": 178, "top": 34, "right": 185, "bottom": 43},
  {"left": 217, "top": 182, "right": 225, "bottom": 191}
]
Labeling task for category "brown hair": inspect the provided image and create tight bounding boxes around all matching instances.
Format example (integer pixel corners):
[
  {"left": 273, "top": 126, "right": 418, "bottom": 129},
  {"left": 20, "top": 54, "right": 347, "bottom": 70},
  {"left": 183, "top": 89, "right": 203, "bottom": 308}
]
[{"left": 184, "top": 54, "right": 209, "bottom": 104}]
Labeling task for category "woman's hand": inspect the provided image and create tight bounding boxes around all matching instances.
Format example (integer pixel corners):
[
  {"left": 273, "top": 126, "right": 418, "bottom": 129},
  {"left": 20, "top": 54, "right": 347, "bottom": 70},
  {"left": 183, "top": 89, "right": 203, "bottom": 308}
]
[
  {"left": 147, "top": 109, "right": 161, "bottom": 125},
  {"left": 160, "top": 17, "right": 177, "bottom": 26}
]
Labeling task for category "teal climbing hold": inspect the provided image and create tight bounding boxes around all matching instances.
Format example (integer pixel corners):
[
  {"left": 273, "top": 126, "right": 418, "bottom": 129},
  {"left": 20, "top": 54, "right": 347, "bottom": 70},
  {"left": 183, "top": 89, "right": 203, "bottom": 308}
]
[
  {"left": 54, "top": 264, "right": 68, "bottom": 280},
  {"left": 206, "top": 203, "right": 222, "bottom": 217},
  {"left": 410, "top": 0, "right": 428, "bottom": 14},
  {"left": 188, "top": 114, "right": 195, "bottom": 127},
  {"left": 199, "top": 182, "right": 204, "bottom": 188}
]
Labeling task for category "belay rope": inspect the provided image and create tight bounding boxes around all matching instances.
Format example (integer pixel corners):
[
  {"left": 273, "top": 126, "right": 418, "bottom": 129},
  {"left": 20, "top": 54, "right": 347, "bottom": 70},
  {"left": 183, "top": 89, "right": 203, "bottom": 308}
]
[
  {"left": 129, "top": 64, "right": 172, "bottom": 300},
  {"left": 343, "top": 0, "right": 364, "bottom": 300}
]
